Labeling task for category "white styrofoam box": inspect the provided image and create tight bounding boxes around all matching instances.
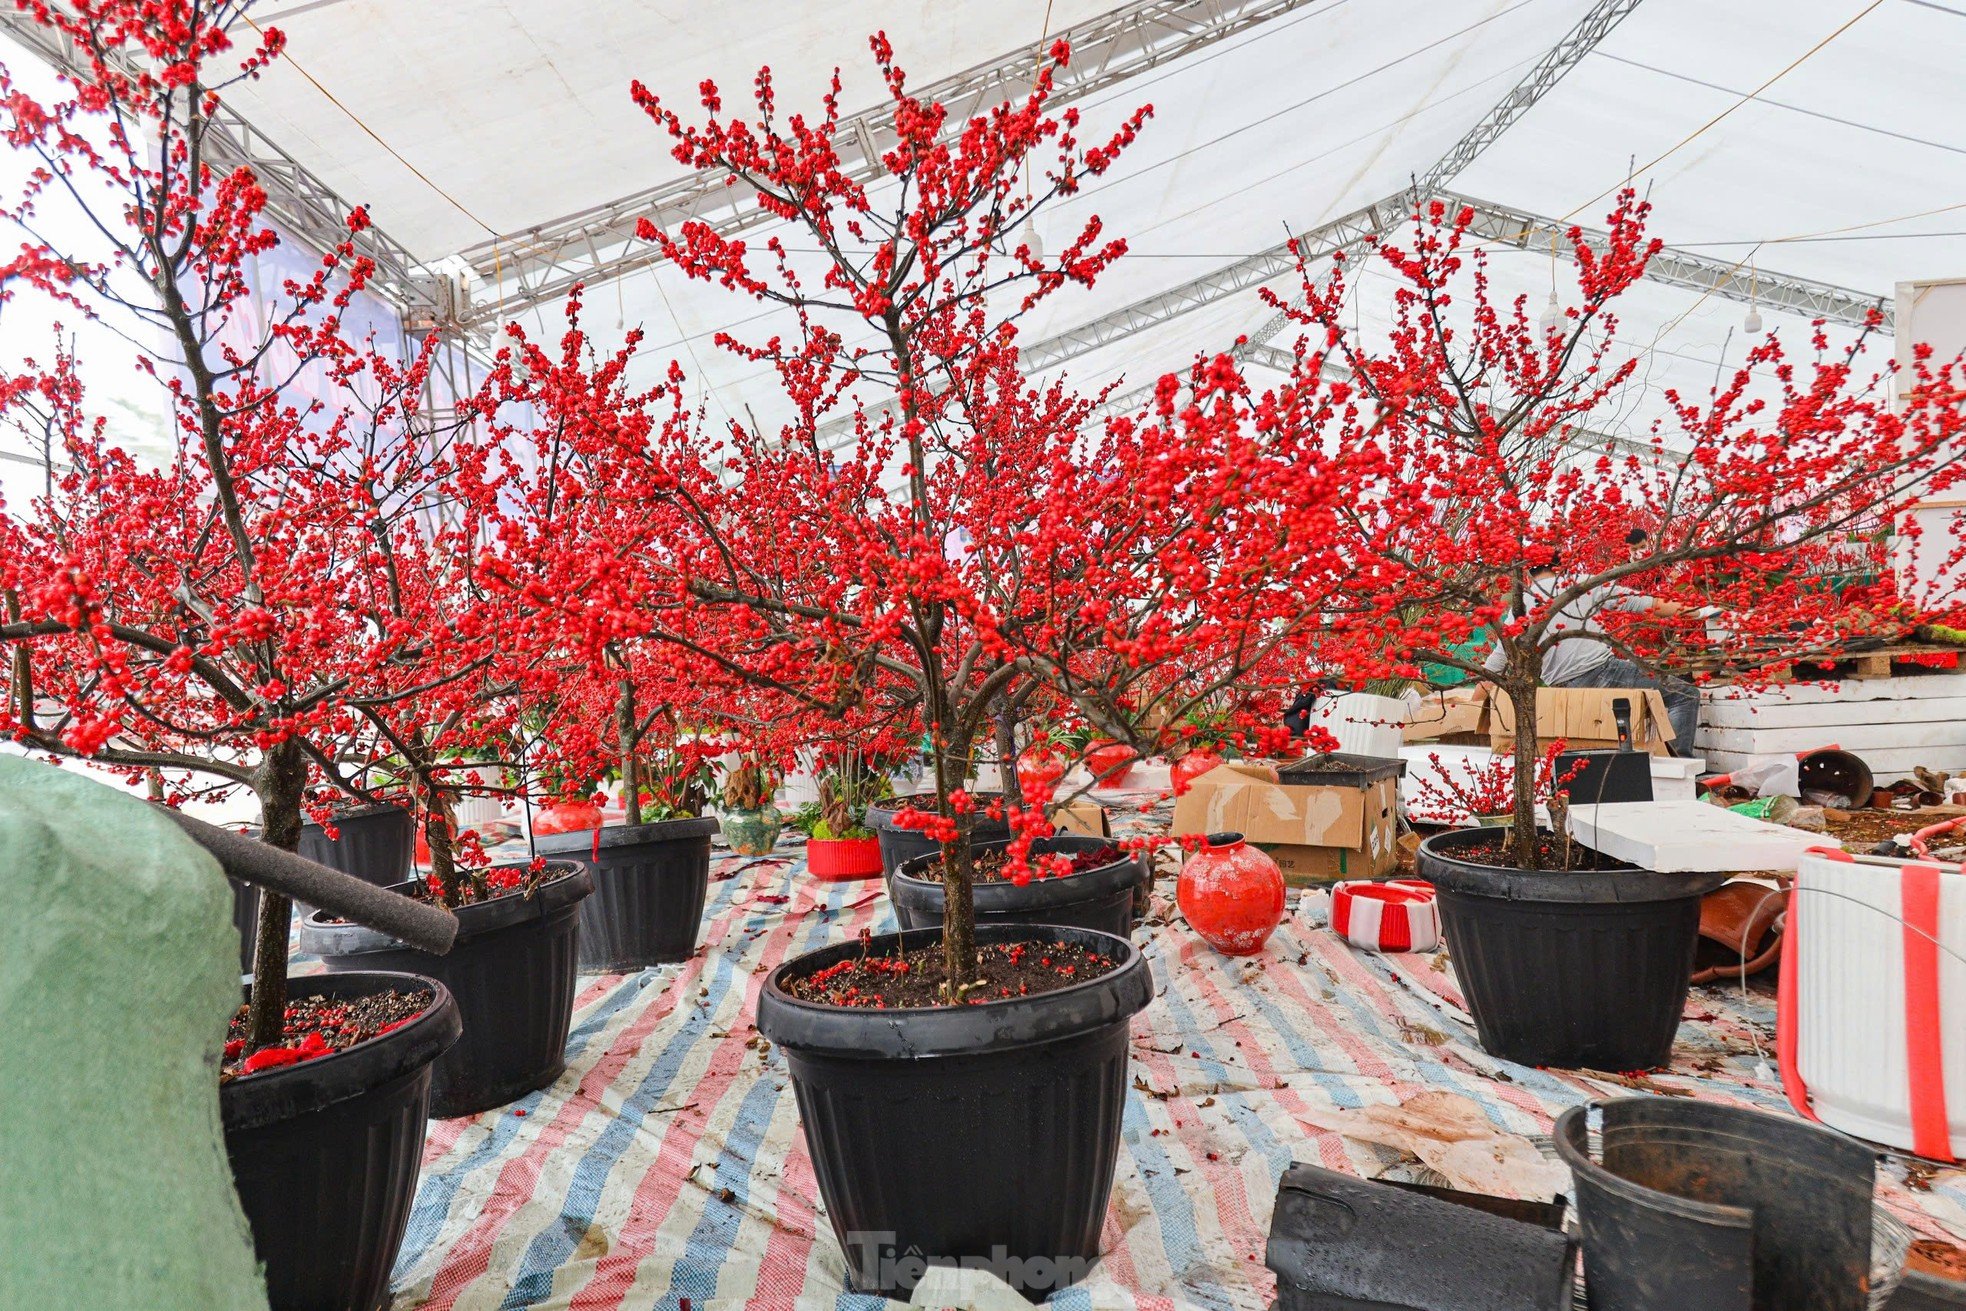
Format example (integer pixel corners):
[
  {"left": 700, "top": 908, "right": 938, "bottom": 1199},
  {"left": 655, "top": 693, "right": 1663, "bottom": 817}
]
[
  {"left": 1790, "top": 850, "right": 1966, "bottom": 1156},
  {"left": 1700, "top": 674, "right": 1966, "bottom": 784},
  {"left": 1399, "top": 743, "right": 1495, "bottom": 825},
  {"left": 1307, "top": 692, "right": 1408, "bottom": 759},
  {"left": 451, "top": 764, "right": 508, "bottom": 831},
  {"left": 1649, "top": 756, "right": 1702, "bottom": 803},
  {"left": 1566, "top": 800, "right": 1823, "bottom": 872}
]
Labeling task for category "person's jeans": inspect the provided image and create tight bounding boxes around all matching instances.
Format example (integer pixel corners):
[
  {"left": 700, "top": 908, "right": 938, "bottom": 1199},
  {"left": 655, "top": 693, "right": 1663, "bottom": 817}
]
[{"left": 1554, "top": 658, "right": 1701, "bottom": 757}]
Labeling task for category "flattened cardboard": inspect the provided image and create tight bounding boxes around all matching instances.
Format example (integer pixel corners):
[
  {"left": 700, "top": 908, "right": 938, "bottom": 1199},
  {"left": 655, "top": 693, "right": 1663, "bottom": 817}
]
[
  {"left": 1402, "top": 686, "right": 1491, "bottom": 744},
  {"left": 1050, "top": 800, "right": 1110, "bottom": 839},
  {"left": 1489, "top": 687, "right": 1675, "bottom": 757}
]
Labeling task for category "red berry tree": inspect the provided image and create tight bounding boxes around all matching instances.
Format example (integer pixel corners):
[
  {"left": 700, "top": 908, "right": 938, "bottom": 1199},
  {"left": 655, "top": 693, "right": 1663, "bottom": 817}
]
[
  {"left": 1268, "top": 194, "right": 1966, "bottom": 855},
  {"left": 574, "top": 35, "right": 1352, "bottom": 989},
  {"left": 0, "top": 0, "right": 506, "bottom": 1046}
]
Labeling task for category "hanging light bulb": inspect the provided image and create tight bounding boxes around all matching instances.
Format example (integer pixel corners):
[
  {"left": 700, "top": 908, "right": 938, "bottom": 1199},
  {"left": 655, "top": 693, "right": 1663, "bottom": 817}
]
[
  {"left": 1743, "top": 304, "right": 1763, "bottom": 335},
  {"left": 1539, "top": 290, "right": 1561, "bottom": 336},
  {"left": 1021, "top": 217, "right": 1044, "bottom": 262},
  {"left": 1743, "top": 259, "right": 1763, "bottom": 335}
]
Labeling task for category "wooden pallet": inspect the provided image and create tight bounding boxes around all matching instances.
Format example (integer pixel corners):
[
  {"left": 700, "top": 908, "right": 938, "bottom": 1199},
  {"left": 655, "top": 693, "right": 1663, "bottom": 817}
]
[{"left": 1702, "top": 642, "right": 1963, "bottom": 685}]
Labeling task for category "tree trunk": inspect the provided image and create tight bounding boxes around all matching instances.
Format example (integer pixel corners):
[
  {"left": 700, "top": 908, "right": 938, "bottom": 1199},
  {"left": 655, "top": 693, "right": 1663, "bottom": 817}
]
[
  {"left": 1501, "top": 653, "right": 1544, "bottom": 868},
  {"left": 426, "top": 788, "right": 460, "bottom": 904},
  {"left": 932, "top": 738, "right": 979, "bottom": 993},
  {"left": 244, "top": 738, "right": 307, "bottom": 1051},
  {"left": 619, "top": 678, "right": 641, "bottom": 827},
  {"left": 995, "top": 703, "right": 1022, "bottom": 830}
]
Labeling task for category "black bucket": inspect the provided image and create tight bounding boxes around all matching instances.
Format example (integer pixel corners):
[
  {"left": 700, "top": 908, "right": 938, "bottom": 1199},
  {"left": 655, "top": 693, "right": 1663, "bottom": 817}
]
[
  {"left": 757, "top": 922, "right": 1152, "bottom": 1301},
  {"left": 1266, "top": 1162, "right": 1576, "bottom": 1310},
  {"left": 298, "top": 804, "right": 415, "bottom": 888},
  {"left": 1891, "top": 1269, "right": 1966, "bottom": 1309},
  {"left": 890, "top": 834, "right": 1148, "bottom": 938},
  {"left": 1555, "top": 1098, "right": 1876, "bottom": 1311},
  {"left": 300, "top": 863, "right": 592, "bottom": 1117},
  {"left": 533, "top": 816, "right": 718, "bottom": 969},
  {"left": 1417, "top": 827, "right": 1727, "bottom": 1069}
]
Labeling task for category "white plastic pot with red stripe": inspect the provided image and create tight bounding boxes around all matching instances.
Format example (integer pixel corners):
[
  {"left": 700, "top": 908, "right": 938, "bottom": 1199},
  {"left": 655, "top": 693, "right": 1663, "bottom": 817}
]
[
  {"left": 1780, "top": 847, "right": 1966, "bottom": 1161},
  {"left": 1330, "top": 880, "right": 1439, "bottom": 954}
]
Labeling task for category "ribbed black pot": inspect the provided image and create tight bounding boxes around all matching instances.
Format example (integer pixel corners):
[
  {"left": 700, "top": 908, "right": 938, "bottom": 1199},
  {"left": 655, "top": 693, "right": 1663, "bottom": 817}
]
[
  {"left": 865, "top": 793, "right": 1012, "bottom": 878},
  {"left": 891, "top": 834, "right": 1148, "bottom": 938},
  {"left": 222, "top": 971, "right": 460, "bottom": 1311},
  {"left": 1418, "top": 828, "right": 1728, "bottom": 1070},
  {"left": 231, "top": 876, "right": 262, "bottom": 976},
  {"left": 533, "top": 817, "right": 719, "bottom": 970},
  {"left": 298, "top": 804, "right": 415, "bottom": 888},
  {"left": 299, "top": 864, "right": 591, "bottom": 1118},
  {"left": 757, "top": 922, "right": 1153, "bottom": 1300}
]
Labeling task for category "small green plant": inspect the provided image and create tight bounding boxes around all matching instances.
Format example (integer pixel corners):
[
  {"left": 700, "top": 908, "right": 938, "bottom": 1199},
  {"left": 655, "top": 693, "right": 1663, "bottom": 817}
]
[{"left": 791, "top": 768, "right": 893, "bottom": 839}]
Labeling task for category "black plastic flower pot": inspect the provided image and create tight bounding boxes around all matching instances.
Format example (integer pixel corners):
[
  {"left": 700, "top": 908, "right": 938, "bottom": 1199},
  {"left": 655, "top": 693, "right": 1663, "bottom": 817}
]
[
  {"left": 1555, "top": 1098, "right": 1877, "bottom": 1311},
  {"left": 1892, "top": 1269, "right": 1966, "bottom": 1310},
  {"left": 298, "top": 804, "right": 415, "bottom": 889},
  {"left": 890, "top": 834, "right": 1148, "bottom": 938},
  {"left": 533, "top": 816, "right": 718, "bottom": 970},
  {"left": 231, "top": 876, "right": 262, "bottom": 976},
  {"left": 865, "top": 793, "right": 1013, "bottom": 878},
  {"left": 298, "top": 863, "right": 592, "bottom": 1118},
  {"left": 1416, "top": 827, "right": 1728, "bottom": 1070},
  {"left": 221, "top": 970, "right": 461, "bottom": 1311},
  {"left": 756, "top": 922, "right": 1154, "bottom": 1301},
  {"left": 1266, "top": 1161, "right": 1576, "bottom": 1310}
]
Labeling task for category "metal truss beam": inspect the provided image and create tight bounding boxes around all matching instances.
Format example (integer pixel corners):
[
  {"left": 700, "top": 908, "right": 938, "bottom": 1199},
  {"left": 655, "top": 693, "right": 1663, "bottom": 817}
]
[
  {"left": 1236, "top": 0, "right": 1646, "bottom": 357},
  {"left": 456, "top": 0, "right": 1335, "bottom": 326},
  {"left": 1441, "top": 191, "right": 1891, "bottom": 330},
  {"left": 0, "top": 9, "right": 447, "bottom": 323}
]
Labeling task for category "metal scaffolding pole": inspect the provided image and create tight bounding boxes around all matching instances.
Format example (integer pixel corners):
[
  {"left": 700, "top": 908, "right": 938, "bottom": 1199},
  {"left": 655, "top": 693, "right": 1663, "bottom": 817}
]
[{"left": 455, "top": 0, "right": 1337, "bottom": 327}]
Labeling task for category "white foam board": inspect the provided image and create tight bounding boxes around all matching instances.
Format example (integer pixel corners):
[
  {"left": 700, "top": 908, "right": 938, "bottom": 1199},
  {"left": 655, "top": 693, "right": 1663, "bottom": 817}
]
[{"left": 1566, "top": 800, "right": 1825, "bottom": 872}]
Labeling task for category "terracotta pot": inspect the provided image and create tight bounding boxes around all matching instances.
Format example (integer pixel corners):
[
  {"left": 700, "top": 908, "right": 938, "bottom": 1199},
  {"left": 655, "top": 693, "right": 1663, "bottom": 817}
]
[
  {"left": 1171, "top": 750, "right": 1225, "bottom": 795},
  {"left": 1083, "top": 739, "right": 1137, "bottom": 788},
  {"left": 1177, "top": 831, "right": 1286, "bottom": 956}
]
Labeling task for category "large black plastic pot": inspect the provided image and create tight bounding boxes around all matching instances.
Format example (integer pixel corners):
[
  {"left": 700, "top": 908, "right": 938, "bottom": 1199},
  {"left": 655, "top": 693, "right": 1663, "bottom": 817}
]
[
  {"left": 1555, "top": 1098, "right": 1876, "bottom": 1311},
  {"left": 299, "top": 863, "right": 591, "bottom": 1118},
  {"left": 298, "top": 804, "right": 415, "bottom": 888},
  {"left": 891, "top": 834, "right": 1148, "bottom": 938},
  {"left": 865, "top": 793, "right": 1013, "bottom": 878},
  {"left": 1417, "top": 827, "right": 1727, "bottom": 1069},
  {"left": 533, "top": 817, "right": 719, "bottom": 969},
  {"left": 757, "top": 922, "right": 1153, "bottom": 1300},
  {"left": 231, "top": 876, "right": 262, "bottom": 975},
  {"left": 222, "top": 971, "right": 460, "bottom": 1311}
]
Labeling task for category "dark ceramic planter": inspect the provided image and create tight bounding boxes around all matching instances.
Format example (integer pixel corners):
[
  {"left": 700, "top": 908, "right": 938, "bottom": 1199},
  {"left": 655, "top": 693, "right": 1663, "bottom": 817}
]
[
  {"left": 299, "top": 864, "right": 591, "bottom": 1118},
  {"left": 533, "top": 816, "right": 719, "bottom": 969},
  {"left": 298, "top": 804, "right": 415, "bottom": 889},
  {"left": 865, "top": 793, "right": 1012, "bottom": 878},
  {"left": 757, "top": 922, "right": 1152, "bottom": 1300},
  {"left": 891, "top": 834, "right": 1148, "bottom": 939},
  {"left": 1417, "top": 827, "right": 1727, "bottom": 1070},
  {"left": 221, "top": 971, "right": 460, "bottom": 1311}
]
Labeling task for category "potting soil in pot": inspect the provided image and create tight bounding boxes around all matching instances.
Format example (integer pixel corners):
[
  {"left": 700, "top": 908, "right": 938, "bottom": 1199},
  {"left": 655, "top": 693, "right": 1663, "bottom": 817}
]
[
  {"left": 221, "top": 989, "right": 431, "bottom": 1078},
  {"left": 781, "top": 935, "right": 1121, "bottom": 1007},
  {"left": 910, "top": 841, "right": 1127, "bottom": 883}
]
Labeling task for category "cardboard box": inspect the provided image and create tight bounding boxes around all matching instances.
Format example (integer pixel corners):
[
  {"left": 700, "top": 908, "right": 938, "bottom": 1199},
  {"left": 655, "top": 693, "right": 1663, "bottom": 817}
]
[
  {"left": 1489, "top": 686, "right": 1675, "bottom": 757},
  {"left": 1402, "top": 685, "right": 1491, "bottom": 745},
  {"left": 1050, "top": 799, "right": 1110, "bottom": 839},
  {"left": 1171, "top": 760, "right": 1399, "bottom": 888}
]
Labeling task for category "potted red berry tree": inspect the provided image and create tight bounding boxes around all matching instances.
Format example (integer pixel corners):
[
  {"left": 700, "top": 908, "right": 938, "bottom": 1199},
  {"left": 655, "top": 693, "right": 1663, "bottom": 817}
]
[
  {"left": 1277, "top": 194, "right": 1966, "bottom": 1070},
  {"left": 489, "top": 35, "right": 1352, "bottom": 1297}
]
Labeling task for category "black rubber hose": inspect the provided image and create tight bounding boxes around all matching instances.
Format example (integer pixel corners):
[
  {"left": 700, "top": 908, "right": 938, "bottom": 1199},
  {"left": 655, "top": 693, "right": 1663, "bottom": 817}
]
[{"left": 158, "top": 808, "right": 458, "bottom": 955}]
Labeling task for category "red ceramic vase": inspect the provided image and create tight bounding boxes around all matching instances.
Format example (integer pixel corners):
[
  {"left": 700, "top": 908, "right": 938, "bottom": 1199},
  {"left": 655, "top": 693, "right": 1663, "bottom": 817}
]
[
  {"left": 1177, "top": 832, "right": 1286, "bottom": 957},
  {"left": 1171, "top": 749, "right": 1225, "bottom": 796},
  {"left": 1083, "top": 739, "right": 1137, "bottom": 788},
  {"left": 1016, "top": 751, "right": 1068, "bottom": 804}
]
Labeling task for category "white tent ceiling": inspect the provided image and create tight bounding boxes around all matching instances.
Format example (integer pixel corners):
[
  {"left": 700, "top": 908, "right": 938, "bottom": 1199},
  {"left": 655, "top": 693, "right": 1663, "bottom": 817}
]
[{"left": 7, "top": 0, "right": 1966, "bottom": 461}]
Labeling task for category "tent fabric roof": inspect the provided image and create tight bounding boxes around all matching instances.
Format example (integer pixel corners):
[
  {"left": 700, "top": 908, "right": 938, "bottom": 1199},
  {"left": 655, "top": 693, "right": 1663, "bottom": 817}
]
[{"left": 10, "top": 0, "right": 1966, "bottom": 451}]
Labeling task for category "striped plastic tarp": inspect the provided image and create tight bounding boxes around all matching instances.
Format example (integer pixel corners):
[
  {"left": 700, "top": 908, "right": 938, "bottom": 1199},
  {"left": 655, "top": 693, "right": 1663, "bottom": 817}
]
[{"left": 385, "top": 799, "right": 1966, "bottom": 1309}]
